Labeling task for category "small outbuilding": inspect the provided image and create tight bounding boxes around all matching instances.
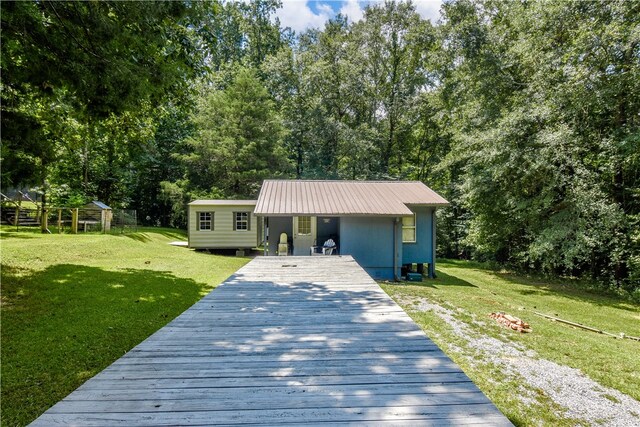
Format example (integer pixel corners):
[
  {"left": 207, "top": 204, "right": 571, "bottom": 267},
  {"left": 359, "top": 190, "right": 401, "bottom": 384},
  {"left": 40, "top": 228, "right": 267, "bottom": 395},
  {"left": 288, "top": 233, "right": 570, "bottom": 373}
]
[
  {"left": 79, "top": 201, "right": 112, "bottom": 232},
  {"left": 187, "top": 200, "right": 260, "bottom": 250}
]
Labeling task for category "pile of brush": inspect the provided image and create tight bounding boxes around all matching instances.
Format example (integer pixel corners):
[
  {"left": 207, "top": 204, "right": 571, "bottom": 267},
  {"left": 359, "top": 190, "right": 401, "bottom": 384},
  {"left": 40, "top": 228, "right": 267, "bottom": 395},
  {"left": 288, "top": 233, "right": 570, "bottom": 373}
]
[{"left": 489, "top": 312, "right": 532, "bottom": 333}]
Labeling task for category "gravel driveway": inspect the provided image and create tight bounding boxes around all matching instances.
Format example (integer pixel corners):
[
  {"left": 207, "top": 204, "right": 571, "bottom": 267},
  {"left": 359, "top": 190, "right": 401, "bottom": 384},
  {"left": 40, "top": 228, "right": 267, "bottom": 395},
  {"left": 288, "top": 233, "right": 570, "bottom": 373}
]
[{"left": 403, "top": 297, "right": 640, "bottom": 426}]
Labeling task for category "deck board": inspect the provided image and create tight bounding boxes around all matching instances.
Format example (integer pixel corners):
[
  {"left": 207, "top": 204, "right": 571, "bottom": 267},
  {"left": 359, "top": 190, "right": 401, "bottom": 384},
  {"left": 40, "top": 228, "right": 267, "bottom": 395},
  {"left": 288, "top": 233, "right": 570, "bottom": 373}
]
[{"left": 31, "top": 256, "right": 511, "bottom": 426}]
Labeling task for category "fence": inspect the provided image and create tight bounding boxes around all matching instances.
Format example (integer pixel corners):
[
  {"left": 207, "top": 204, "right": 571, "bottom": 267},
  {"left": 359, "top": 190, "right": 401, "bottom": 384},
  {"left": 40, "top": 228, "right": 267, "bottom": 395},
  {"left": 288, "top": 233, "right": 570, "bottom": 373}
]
[
  {"left": 1, "top": 206, "right": 137, "bottom": 234},
  {"left": 110, "top": 209, "right": 138, "bottom": 233}
]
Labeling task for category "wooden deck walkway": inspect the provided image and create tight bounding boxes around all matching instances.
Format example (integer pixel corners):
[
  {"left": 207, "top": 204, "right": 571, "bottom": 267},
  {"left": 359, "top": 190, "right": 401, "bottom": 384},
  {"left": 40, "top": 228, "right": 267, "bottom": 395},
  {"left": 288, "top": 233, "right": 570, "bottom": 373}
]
[{"left": 32, "top": 256, "right": 511, "bottom": 426}]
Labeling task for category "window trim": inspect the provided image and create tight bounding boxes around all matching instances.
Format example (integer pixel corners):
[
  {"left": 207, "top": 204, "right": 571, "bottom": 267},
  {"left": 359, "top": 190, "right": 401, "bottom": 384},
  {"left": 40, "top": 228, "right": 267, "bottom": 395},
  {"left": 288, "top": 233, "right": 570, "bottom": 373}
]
[
  {"left": 233, "top": 211, "right": 251, "bottom": 232},
  {"left": 402, "top": 213, "right": 416, "bottom": 243},
  {"left": 198, "top": 211, "right": 214, "bottom": 231},
  {"left": 297, "top": 216, "right": 312, "bottom": 236}
]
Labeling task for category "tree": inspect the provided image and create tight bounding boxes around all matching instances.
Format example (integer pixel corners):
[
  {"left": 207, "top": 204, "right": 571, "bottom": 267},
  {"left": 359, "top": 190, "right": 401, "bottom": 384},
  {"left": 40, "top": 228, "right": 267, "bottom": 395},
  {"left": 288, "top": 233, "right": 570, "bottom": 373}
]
[
  {"left": 352, "top": 1, "right": 435, "bottom": 176},
  {"left": 436, "top": 0, "right": 639, "bottom": 289},
  {"left": 181, "top": 67, "right": 291, "bottom": 198},
  {"left": 1, "top": 0, "right": 208, "bottom": 230}
]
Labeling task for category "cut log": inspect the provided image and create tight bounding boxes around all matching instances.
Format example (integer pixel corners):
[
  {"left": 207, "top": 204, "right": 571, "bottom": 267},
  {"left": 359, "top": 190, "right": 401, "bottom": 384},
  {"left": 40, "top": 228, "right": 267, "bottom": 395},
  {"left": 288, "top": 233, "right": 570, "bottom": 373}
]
[{"left": 489, "top": 312, "right": 532, "bottom": 333}]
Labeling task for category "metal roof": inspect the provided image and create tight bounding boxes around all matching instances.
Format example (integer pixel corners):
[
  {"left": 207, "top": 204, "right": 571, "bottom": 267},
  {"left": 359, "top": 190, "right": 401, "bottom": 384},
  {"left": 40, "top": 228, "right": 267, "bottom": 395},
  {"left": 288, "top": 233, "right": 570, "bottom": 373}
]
[
  {"left": 254, "top": 180, "right": 449, "bottom": 217},
  {"left": 189, "top": 200, "right": 257, "bottom": 206},
  {"left": 87, "top": 201, "right": 111, "bottom": 210}
]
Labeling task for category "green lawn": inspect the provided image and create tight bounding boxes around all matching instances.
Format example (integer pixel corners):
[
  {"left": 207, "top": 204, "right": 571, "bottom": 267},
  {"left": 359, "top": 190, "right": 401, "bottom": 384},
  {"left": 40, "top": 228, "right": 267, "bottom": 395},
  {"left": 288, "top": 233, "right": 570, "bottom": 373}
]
[
  {"left": 3, "top": 231, "right": 638, "bottom": 426},
  {"left": 1, "top": 226, "right": 249, "bottom": 426},
  {"left": 381, "top": 260, "right": 640, "bottom": 426}
]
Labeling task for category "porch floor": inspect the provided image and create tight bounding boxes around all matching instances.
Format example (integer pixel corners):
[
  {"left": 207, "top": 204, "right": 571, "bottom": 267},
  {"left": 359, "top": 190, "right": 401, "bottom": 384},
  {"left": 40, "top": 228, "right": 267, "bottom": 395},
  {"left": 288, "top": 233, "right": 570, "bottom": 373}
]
[{"left": 31, "top": 256, "right": 511, "bottom": 426}]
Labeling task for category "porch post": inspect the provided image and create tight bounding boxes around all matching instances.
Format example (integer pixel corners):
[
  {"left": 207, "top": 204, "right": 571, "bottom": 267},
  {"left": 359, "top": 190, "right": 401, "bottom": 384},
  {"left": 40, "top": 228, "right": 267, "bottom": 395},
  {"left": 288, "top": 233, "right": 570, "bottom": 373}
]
[
  {"left": 429, "top": 209, "right": 436, "bottom": 278},
  {"left": 263, "top": 217, "right": 268, "bottom": 256}
]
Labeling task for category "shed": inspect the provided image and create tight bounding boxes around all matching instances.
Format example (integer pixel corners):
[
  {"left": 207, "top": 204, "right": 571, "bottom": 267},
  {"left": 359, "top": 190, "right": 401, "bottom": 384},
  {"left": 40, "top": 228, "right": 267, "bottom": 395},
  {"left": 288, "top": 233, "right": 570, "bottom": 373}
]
[
  {"left": 188, "top": 200, "right": 260, "bottom": 250},
  {"left": 79, "top": 201, "right": 112, "bottom": 232}
]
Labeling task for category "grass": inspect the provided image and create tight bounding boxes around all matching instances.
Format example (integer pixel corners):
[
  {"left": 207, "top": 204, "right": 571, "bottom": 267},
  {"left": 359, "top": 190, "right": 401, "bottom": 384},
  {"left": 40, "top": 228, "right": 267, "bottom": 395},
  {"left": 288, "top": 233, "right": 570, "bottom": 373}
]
[
  {"left": 1, "top": 226, "right": 249, "bottom": 426},
  {"left": 381, "top": 259, "right": 640, "bottom": 426}
]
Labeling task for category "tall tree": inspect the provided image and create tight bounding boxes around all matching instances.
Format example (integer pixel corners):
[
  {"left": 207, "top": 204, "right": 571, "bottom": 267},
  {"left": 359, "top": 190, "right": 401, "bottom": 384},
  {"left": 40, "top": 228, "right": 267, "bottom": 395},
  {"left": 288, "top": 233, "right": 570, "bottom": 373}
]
[
  {"left": 437, "top": 0, "right": 640, "bottom": 288},
  {"left": 1, "top": 0, "right": 207, "bottom": 228},
  {"left": 352, "top": 1, "right": 434, "bottom": 175},
  {"left": 181, "top": 68, "right": 291, "bottom": 198}
]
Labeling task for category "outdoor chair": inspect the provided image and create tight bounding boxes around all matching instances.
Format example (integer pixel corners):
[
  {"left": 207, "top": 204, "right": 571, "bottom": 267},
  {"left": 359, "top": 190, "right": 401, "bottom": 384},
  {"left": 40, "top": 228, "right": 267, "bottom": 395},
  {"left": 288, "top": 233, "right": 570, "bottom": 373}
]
[
  {"left": 322, "top": 238, "right": 336, "bottom": 255},
  {"left": 278, "top": 232, "right": 289, "bottom": 256}
]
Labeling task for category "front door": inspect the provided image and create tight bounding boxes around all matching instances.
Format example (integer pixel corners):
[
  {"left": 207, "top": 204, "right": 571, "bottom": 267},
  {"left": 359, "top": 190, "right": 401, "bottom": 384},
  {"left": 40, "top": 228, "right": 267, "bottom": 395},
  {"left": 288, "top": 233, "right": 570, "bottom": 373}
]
[{"left": 292, "top": 216, "right": 316, "bottom": 255}]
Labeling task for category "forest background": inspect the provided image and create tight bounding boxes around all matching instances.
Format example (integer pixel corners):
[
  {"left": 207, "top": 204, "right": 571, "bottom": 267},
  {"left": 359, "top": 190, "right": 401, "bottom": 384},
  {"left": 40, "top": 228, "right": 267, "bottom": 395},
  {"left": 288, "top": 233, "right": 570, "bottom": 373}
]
[{"left": 2, "top": 0, "right": 639, "bottom": 294}]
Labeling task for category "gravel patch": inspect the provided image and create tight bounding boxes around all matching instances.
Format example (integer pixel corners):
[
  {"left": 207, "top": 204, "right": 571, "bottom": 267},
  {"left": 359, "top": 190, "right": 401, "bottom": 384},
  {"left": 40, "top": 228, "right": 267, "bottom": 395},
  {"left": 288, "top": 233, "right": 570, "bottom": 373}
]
[{"left": 407, "top": 298, "right": 640, "bottom": 426}]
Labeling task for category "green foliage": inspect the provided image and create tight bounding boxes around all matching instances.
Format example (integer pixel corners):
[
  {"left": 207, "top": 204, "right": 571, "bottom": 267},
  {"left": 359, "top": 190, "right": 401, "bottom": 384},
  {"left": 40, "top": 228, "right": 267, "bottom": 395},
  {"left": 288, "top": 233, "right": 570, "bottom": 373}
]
[
  {"left": 182, "top": 67, "right": 290, "bottom": 198},
  {"left": 1, "top": 0, "right": 637, "bottom": 290},
  {"left": 436, "top": 0, "right": 640, "bottom": 290},
  {"left": 263, "top": 2, "right": 436, "bottom": 180},
  {"left": 2, "top": 1, "right": 202, "bottom": 117}
]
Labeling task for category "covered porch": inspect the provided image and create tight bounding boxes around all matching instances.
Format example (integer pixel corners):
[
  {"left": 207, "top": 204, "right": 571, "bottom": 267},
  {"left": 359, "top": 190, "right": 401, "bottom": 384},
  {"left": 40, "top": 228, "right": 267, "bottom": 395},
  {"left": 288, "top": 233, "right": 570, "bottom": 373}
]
[{"left": 262, "top": 215, "right": 340, "bottom": 256}]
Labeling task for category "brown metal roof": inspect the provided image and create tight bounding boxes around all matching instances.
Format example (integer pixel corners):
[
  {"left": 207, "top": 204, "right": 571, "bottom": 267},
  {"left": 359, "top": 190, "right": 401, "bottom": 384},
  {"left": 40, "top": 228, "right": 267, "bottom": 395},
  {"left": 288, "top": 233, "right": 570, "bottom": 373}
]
[{"left": 254, "top": 180, "right": 449, "bottom": 216}]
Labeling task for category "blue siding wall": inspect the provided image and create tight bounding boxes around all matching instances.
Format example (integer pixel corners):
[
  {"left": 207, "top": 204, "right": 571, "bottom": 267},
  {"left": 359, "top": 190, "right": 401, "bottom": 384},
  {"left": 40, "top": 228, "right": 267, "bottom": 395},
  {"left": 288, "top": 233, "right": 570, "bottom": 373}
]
[
  {"left": 339, "top": 217, "right": 400, "bottom": 280},
  {"left": 402, "top": 207, "right": 434, "bottom": 265}
]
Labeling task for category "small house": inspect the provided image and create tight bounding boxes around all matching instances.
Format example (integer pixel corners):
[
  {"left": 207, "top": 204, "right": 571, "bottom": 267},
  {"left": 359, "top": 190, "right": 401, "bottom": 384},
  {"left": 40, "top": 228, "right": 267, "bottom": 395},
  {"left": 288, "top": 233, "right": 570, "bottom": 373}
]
[
  {"left": 254, "top": 180, "right": 449, "bottom": 280},
  {"left": 187, "top": 200, "right": 260, "bottom": 250},
  {"left": 188, "top": 180, "right": 449, "bottom": 279}
]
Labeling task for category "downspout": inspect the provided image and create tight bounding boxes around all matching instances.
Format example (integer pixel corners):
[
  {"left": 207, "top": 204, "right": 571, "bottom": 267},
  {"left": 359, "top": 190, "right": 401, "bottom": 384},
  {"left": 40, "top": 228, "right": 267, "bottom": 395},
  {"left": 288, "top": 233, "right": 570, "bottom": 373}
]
[{"left": 393, "top": 217, "right": 400, "bottom": 281}]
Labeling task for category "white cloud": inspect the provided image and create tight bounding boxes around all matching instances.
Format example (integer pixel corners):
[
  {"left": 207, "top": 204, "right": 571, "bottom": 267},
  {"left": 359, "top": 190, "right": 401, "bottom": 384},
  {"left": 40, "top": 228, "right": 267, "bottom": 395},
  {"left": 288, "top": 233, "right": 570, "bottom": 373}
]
[
  {"left": 339, "top": 0, "right": 365, "bottom": 23},
  {"left": 341, "top": 1, "right": 443, "bottom": 24},
  {"left": 276, "top": 1, "right": 334, "bottom": 33},
  {"left": 275, "top": 1, "right": 444, "bottom": 33},
  {"left": 412, "top": 0, "right": 442, "bottom": 23}
]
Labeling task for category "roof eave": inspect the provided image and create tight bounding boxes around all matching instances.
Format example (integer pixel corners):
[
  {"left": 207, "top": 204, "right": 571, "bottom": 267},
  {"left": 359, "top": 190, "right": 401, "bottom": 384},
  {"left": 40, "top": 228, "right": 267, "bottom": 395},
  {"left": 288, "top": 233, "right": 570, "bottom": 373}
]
[{"left": 254, "top": 212, "right": 413, "bottom": 217}]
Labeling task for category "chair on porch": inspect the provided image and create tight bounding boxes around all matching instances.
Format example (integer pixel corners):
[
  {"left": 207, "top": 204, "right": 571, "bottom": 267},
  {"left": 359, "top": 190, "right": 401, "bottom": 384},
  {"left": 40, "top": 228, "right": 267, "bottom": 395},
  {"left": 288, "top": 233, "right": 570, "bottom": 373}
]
[
  {"left": 311, "top": 237, "right": 337, "bottom": 256},
  {"left": 278, "top": 232, "right": 289, "bottom": 256}
]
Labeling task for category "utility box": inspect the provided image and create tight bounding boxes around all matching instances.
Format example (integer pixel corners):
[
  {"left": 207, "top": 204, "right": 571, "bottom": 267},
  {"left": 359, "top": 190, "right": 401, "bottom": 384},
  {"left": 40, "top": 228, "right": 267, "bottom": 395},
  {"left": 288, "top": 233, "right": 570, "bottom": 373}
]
[{"left": 406, "top": 272, "right": 423, "bottom": 282}]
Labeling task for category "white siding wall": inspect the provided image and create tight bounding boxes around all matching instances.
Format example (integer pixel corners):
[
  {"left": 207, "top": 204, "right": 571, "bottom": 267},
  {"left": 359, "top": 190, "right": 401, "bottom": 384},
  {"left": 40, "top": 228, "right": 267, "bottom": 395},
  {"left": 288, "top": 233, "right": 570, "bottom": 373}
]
[{"left": 189, "top": 205, "right": 258, "bottom": 249}]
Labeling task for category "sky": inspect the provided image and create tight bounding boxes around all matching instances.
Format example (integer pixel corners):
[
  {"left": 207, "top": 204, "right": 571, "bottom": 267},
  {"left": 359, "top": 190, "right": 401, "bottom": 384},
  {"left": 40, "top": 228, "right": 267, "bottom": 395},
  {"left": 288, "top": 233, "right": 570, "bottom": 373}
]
[{"left": 275, "top": 0, "right": 444, "bottom": 33}]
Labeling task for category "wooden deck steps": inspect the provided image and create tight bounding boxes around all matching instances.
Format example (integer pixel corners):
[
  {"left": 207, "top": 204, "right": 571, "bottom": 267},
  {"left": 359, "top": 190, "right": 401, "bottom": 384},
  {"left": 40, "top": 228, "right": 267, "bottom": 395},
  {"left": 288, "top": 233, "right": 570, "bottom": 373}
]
[{"left": 31, "top": 255, "right": 511, "bottom": 426}]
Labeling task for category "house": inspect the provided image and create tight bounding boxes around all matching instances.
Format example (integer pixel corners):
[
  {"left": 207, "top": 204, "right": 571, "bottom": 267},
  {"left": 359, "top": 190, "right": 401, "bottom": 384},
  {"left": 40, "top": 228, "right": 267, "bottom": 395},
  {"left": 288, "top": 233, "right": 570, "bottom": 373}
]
[
  {"left": 187, "top": 200, "right": 260, "bottom": 250},
  {"left": 255, "top": 180, "right": 449, "bottom": 280},
  {"left": 187, "top": 180, "right": 449, "bottom": 279}
]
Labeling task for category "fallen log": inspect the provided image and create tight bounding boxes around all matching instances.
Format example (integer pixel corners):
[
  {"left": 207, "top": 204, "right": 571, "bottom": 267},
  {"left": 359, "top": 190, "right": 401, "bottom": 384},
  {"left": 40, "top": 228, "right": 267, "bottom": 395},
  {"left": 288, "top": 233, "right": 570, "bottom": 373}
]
[
  {"left": 489, "top": 312, "right": 532, "bottom": 333},
  {"left": 534, "top": 312, "right": 640, "bottom": 341}
]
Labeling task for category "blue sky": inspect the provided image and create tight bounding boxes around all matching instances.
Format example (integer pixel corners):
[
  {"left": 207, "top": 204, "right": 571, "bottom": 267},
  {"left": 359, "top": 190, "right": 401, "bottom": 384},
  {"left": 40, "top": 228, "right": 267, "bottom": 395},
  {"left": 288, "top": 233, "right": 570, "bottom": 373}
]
[{"left": 275, "top": 0, "right": 443, "bottom": 33}]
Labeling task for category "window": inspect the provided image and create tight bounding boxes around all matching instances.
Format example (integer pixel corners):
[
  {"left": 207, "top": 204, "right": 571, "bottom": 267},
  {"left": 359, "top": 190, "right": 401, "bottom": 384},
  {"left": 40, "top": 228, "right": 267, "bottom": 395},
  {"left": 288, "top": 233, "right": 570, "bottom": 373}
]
[
  {"left": 402, "top": 214, "right": 416, "bottom": 243},
  {"left": 198, "top": 212, "right": 213, "bottom": 231},
  {"left": 234, "top": 212, "right": 250, "bottom": 231},
  {"left": 297, "top": 216, "right": 311, "bottom": 235}
]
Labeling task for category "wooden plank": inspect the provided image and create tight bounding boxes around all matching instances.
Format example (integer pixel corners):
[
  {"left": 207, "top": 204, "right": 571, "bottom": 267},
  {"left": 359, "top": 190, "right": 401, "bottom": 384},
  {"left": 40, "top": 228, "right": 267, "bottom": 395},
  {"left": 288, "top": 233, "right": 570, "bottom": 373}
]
[
  {"left": 64, "top": 383, "right": 482, "bottom": 403},
  {"left": 64, "top": 382, "right": 483, "bottom": 401},
  {"left": 107, "top": 355, "right": 457, "bottom": 371},
  {"left": 133, "top": 330, "right": 431, "bottom": 341},
  {"left": 49, "top": 393, "right": 493, "bottom": 414},
  {"left": 31, "top": 256, "right": 510, "bottom": 426},
  {"left": 147, "top": 327, "right": 424, "bottom": 335},
  {"left": 95, "top": 363, "right": 465, "bottom": 380},
  {"left": 109, "top": 352, "right": 449, "bottom": 365},
  {"left": 32, "top": 404, "right": 508, "bottom": 426},
  {"left": 76, "top": 372, "right": 475, "bottom": 390}
]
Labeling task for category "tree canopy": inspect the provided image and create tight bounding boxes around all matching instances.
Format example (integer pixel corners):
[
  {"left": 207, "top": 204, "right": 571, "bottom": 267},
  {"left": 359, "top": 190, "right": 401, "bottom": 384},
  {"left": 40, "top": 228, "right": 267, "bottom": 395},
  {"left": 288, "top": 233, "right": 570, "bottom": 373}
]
[{"left": 1, "top": 0, "right": 638, "bottom": 294}]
